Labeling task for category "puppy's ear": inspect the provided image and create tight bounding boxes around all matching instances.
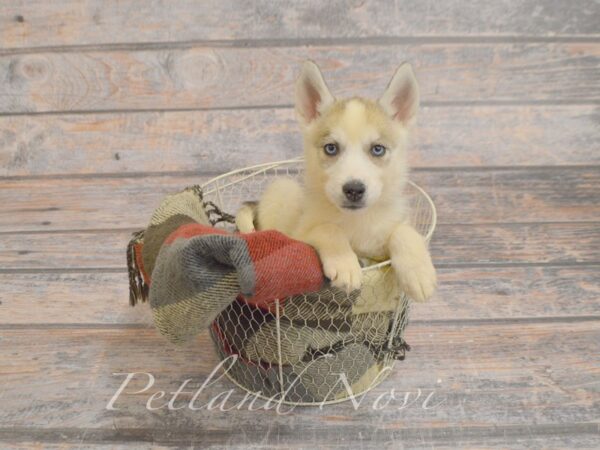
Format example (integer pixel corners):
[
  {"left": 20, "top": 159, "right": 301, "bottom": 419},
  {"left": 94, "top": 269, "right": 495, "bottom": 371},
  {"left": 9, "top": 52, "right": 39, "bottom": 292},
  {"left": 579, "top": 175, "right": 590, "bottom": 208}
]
[
  {"left": 295, "top": 60, "right": 335, "bottom": 125},
  {"left": 379, "top": 62, "right": 419, "bottom": 124}
]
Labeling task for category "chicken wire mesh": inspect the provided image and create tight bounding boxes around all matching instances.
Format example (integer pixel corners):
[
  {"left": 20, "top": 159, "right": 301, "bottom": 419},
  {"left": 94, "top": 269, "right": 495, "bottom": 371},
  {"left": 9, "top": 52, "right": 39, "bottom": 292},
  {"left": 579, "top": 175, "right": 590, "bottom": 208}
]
[{"left": 201, "top": 159, "right": 436, "bottom": 405}]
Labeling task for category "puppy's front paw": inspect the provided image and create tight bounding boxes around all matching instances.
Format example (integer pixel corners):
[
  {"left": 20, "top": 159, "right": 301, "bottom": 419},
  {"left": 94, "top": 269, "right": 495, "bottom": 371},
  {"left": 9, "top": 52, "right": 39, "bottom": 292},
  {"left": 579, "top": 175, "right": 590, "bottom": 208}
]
[
  {"left": 322, "top": 253, "right": 363, "bottom": 293},
  {"left": 393, "top": 252, "right": 437, "bottom": 302}
]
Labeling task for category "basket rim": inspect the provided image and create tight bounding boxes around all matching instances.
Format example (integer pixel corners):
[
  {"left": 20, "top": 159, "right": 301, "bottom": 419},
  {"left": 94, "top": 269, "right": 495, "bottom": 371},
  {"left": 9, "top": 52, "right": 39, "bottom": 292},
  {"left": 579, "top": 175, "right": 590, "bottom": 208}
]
[
  {"left": 201, "top": 158, "right": 437, "bottom": 272},
  {"left": 220, "top": 358, "right": 397, "bottom": 407}
]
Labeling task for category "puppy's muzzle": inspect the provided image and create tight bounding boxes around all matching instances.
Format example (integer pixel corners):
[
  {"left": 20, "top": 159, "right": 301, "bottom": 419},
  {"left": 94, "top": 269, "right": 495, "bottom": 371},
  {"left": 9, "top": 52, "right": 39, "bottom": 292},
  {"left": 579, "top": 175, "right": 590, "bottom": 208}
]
[{"left": 342, "top": 180, "right": 366, "bottom": 204}]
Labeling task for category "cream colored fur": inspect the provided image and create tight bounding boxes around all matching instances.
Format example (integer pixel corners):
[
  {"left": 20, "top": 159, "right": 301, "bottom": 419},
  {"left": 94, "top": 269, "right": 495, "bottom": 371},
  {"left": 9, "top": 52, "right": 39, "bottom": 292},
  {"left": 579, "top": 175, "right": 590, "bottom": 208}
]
[{"left": 236, "top": 61, "right": 436, "bottom": 302}]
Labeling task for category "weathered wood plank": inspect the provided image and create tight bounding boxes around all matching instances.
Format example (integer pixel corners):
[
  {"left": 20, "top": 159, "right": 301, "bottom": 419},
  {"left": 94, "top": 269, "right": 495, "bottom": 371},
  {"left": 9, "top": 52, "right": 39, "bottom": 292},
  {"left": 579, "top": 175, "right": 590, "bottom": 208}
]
[
  {"left": 2, "top": 104, "right": 599, "bottom": 176},
  {"left": 431, "top": 223, "right": 600, "bottom": 265},
  {"left": 0, "top": 323, "right": 598, "bottom": 437},
  {"left": 0, "top": 174, "right": 205, "bottom": 232},
  {"left": 0, "top": 230, "right": 134, "bottom": 269},
  {"left": 0, "top": 443, "right": 177, "bottom": 450},
  {"left": 1, "top": 168, "right": 598, "bottom": 232},
  {"left": 1, "top": 43, "right": 598, "bottom": 114},
  {"left": 2, "top": 431, "right": 599, "bottom": 450},
  {"left": 2, "top": 0, "right": 599, "bottom": 50},
  {"left": 1, "top": 266, "right": 599, "bottom": 325},
  {"left": 2, "top": 223, "right": 599, "bottom": 270},
  {"left": 0, "top": 272, "right": 153, "bottom": 325}
]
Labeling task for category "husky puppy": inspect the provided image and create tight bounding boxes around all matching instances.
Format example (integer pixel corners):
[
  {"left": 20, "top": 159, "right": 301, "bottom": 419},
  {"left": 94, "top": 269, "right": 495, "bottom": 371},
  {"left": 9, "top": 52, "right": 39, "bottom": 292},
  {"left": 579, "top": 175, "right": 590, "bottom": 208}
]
[{"left": 236, "top": 61, "right": 436, "bottom": 302}]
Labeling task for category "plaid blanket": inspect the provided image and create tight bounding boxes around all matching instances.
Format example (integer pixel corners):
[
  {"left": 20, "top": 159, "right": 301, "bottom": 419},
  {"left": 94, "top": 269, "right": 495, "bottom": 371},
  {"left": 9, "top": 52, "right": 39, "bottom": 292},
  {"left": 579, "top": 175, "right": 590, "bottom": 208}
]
[{"left": 128, "top": 185, "right": 410, "bottom": 402}]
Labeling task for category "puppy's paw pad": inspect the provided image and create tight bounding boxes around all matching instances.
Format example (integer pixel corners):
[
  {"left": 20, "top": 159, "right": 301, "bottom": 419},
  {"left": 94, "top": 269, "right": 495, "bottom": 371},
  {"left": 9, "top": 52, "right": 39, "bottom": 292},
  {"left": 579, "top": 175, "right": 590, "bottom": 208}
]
[
  {"left": 394, "top": 258, "right": 437, "bottom": 302},
  {"left": 323, "top": 255, "right": 363, "bottom": 294},
  {"left": 399, "top": 271, "right": 436, "bottom": 302}
]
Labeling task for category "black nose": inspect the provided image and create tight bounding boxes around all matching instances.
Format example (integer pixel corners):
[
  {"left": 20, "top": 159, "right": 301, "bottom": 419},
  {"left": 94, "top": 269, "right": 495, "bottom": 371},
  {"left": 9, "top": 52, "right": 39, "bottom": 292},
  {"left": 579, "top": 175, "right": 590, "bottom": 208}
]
[{"left": 342, "top": 180, "right": 366, "bottom": 202}]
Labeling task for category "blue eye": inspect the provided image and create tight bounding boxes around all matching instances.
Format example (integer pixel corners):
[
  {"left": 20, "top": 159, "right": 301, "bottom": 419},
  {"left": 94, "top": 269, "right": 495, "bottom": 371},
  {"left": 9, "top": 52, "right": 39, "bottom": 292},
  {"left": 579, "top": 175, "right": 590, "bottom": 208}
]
[
  {"left": 371, "top": 144, "right": 386, "bottom": 157},
  {"left": 323, "top": 143, "right": 338, "bottom": 156}
]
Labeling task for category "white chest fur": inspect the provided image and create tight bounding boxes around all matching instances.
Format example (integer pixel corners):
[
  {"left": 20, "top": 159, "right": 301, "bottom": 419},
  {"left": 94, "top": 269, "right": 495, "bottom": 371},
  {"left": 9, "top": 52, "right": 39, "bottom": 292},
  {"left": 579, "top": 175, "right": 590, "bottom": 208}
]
[{"left": 341, "top": 211, "right": 400, "bottom": 260}]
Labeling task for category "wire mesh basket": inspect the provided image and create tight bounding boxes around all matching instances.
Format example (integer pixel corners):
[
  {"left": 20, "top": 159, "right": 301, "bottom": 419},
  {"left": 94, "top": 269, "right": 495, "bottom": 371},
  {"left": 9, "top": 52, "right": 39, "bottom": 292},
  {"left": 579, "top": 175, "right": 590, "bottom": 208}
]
[{"left": 201, "top": 159, "right": 436, "bottom": 405}]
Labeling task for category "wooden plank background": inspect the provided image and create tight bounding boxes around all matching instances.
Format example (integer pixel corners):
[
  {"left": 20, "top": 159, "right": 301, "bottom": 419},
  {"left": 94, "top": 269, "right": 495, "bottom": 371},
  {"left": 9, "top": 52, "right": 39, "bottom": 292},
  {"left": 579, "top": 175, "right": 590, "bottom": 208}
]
[
  {"left": 1, "top": 43, "right": 599, "bottom": 114},
  {"left": 2, "top": 105, "right": 599, "bottom": 176},
  {"left": 0, "top": 1, "right": 599, "bottom": 448},
  {"left": 2, "top": 0, "right": 599, "bottom": 51}
]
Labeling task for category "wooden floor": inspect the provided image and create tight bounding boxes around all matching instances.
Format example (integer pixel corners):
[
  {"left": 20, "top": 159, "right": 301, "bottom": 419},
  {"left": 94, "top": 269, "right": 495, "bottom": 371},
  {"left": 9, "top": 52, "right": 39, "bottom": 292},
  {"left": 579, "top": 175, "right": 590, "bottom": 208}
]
[{"left": 1, "top": 1, "right": 599, "bottom": 448}]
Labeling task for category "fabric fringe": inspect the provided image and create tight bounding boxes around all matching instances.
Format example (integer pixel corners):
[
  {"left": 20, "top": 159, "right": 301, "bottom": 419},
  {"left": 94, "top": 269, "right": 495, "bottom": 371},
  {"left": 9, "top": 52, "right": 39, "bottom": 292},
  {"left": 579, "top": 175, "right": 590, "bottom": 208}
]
[
  {"left": 126, "top": 185, "right": 204, "bottom": 308},
  {"left": 127, "top": 229, "right": 148, "bottom": 306}
]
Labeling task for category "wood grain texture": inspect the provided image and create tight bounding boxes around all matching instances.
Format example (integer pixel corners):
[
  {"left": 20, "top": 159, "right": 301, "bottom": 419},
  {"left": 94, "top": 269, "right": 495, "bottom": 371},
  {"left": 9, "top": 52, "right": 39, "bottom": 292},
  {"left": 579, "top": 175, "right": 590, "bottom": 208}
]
[
  {"left": 2, "top": 266, "right": 599, "bottom": 325},
  {"left": 0, "top": 443, "right": 179, "bottom": 450},
  {"left": 431, "top": 223, "right": 600, "bottom": 265},
  {"left": 2, "top": 104, "right": 599, "bottom": 176},
  {"left": 2, "top": 432, "right": 600, "bottom": 450},
  {"left": 1, "top": 42, "right": 599, "bottom": 114},
  {"left": 2, "top": 0, "right": 599, "bottom": 50},
  {"left": 1, "top": 168, "right": 598, "bottom": 232},
  {"left": 0, "top": 272, "right": 153, "bottom": 325},
  {"left": 0, "top": 230, "right": 134, "bottom": 269},
  {"left": 2, "top": 223, "right": 599, "bottom": 270},
  {"left": 0, "top": 323, "right": 598, "bottom": 441}
]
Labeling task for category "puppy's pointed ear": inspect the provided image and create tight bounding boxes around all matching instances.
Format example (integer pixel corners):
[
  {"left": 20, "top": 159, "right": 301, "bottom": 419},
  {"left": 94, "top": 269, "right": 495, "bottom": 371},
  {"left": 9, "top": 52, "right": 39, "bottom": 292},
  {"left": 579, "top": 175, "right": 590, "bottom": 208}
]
[
  {"left": 379, "top": 63, "right": 420, "bottom": 124},
  {"left": 295, "top": 60, "right": 335, "bottom": 126}
]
